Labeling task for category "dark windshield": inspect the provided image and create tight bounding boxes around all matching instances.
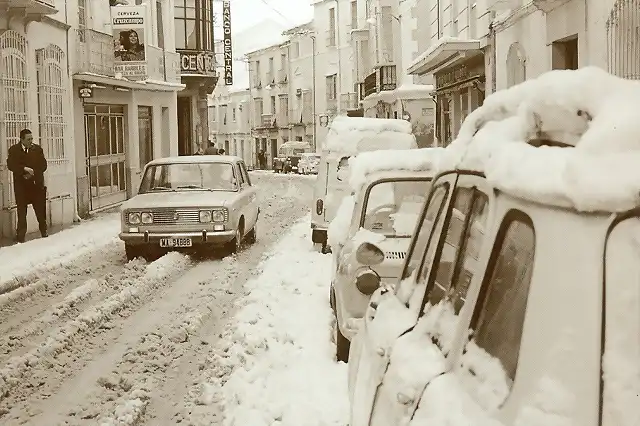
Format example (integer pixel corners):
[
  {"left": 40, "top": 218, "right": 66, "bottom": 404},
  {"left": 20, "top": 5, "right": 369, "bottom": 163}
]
[{"left": 139, "top": 162, "right": 238, "bottom": 193}]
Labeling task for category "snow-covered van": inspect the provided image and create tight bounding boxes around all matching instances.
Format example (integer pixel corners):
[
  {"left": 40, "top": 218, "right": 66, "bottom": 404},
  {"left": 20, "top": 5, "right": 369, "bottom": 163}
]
[
  {"left": 311, "top": 117, "right": 418, "bottom": 251},
  {"left": 327, "top": 148, "right": 442, "bottom": 362},
  {"left": 348, "top": 67, "right": 640, "bottom": 426}
]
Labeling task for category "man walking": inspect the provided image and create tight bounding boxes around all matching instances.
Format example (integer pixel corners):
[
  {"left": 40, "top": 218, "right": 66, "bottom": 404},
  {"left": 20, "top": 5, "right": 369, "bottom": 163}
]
[
  {"left": 7, "top": 129, "right": 48, "bottom": 242},
  {"left": 203, "top": 140, "right": 218, "bottom": 155}
]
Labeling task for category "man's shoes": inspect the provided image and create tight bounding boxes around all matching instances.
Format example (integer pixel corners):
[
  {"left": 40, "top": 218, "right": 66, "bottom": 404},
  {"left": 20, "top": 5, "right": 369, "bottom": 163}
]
[
  {"left": 15, "top": 235, "right": 25, "bottom": 243},
  {"left": 41, "top": 230, "right": 48, "bottom": 238}
]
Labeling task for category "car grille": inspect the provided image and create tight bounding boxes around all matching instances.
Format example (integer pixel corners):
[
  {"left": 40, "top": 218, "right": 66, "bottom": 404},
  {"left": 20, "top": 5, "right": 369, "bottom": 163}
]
[
  {"left": 385, "top": 251, "right": 406, "bottom": 260},
  {"left": 150, "top": 209, "right": 201, "bottom": 225}
]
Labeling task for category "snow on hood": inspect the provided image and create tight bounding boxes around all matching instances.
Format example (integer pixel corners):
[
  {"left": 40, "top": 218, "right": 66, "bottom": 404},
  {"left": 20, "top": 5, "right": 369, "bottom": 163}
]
[
  {"left": 323, "top": 117, "right": 416, "bottom": 154},
  {"left": 121, "top": 190, "right": 235, "bottom": 209},
  {"left": 348, "top": 148, "right": 444, "bottom": 194},
  {"left": 439, "top": 66, "right": 640, "bottom": 213}
]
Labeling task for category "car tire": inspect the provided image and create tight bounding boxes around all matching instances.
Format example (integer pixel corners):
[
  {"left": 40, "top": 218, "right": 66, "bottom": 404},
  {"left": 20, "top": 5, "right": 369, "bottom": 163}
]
[
  {"left": 246, "top": 222, "right": 257, "bottom": 245},
  {"left": 334, "top": 319, "right": 350, "bottom": 363},
  {"left": 125, "top": 244, "right": 140, "bottom": 261},
  {"left": 226, "top": 226, "right": 243, "bottom": 254}
]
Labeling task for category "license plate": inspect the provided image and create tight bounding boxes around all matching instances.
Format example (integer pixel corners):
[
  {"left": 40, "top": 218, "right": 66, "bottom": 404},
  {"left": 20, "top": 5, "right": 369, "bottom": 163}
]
[{"left": 159, "top": 238, "right": 192, "bottom": 248}]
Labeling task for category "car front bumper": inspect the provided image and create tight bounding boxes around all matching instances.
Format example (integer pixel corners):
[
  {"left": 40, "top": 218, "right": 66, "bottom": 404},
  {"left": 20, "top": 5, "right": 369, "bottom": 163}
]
[{"left": 119, "top": 230, "right": 236, "bottom": 245}]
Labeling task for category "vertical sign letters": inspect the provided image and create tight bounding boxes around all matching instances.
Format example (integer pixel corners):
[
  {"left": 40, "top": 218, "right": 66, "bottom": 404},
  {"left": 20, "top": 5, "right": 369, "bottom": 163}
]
[{"left": 222, "top": 0, "right": 233, "bottom": 85}]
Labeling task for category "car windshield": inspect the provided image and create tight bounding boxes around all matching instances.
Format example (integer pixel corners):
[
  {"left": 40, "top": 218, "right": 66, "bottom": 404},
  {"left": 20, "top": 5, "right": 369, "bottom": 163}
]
[
  {"left": 361, "top": 179, "right": 432, "bottom": 238},
  {"left": 139, "top": 162, "right": 238, "bottom": 193}
]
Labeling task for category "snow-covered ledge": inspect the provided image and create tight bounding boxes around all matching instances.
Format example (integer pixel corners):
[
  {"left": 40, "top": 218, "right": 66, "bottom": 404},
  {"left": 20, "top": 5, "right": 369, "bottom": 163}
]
[
  {"left": 407, "top": 37, "right": 482, "bottom": 76},
  {"left": 362, "top": 83, "right": 434, "bottom": 110}
]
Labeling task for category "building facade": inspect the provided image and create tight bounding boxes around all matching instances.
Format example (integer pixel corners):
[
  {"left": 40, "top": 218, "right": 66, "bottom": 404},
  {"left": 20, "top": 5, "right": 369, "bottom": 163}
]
[
  {"left": 0, "top": 0, "right": 76, "bottom": 239},
  {"left": 174, "top": 0, "right": 218, "bottom": 156},
  {"left": 208, "top": 87, "right": 253, "bottom": 165},
  {"left": 311, "top": 0, "right": 358, "bottom": 150},
  {"left": 407, "top": 0, "right": 491, "bottom": 146},
  {"left": 355, "top": 0, "right": 436, "bottom": 148},
  {"left": 70, "top": 0, "right": 183, "bottom": 216}
]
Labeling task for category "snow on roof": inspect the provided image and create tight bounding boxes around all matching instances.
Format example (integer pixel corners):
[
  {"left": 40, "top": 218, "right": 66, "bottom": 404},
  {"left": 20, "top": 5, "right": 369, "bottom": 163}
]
[
  {"left": 349, "top": 148, "right": 444, "bottom": 193},
  {"left": 280, "top": 140, "right": 311, "bottom": 149},
  {"left": 439, "top": 66, "right": 640, "bottom": 213},
  {"left": 323, "top": 117, "right": 416, "bottom": 153},
  {"left": 408, "top": 37, "right": 481, "bottom": 72}
]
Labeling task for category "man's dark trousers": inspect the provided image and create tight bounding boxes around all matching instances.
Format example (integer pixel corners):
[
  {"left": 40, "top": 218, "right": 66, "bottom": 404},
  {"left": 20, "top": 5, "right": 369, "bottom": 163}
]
[{"left": 6, "top": 143, "right": 48, "bottom": 240}]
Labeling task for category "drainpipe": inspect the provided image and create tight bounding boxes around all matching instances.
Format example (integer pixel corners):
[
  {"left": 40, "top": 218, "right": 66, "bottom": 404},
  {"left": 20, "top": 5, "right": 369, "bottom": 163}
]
[
  {"left": 489, "top": 12, "right": 497, "bottom": 94},
  {"left": 335, "top": 0, "right": 342, "bottom": 96},
  {"left": 64, "top": 0, "right": 81, "bottom": 222},
  {"left": 311, "top": 35, "right": 317, "bottom": 152}
]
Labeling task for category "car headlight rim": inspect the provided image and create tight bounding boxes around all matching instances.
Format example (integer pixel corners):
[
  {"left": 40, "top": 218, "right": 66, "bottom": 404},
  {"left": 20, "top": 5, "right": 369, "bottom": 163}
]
[
  {"left": 128, "top": 212, "right": 141, "bottom": 224},
  {"left": 355, "top": 267, "right": 381, "bottom": 295},
  {"left": 211, "top": 209, "right": 226, "bottom": 222},
  {"left": 199, "top": 210, "right": 213, "bottom": 223},
  {"left": 141, "top": 212, "right": 153, "bottom": 224}
]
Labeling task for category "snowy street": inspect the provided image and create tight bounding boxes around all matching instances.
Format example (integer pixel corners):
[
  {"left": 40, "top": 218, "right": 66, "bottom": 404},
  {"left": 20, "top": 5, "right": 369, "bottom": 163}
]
[{"left": 0, "top": 172, "right": 347, "bottom": 426}]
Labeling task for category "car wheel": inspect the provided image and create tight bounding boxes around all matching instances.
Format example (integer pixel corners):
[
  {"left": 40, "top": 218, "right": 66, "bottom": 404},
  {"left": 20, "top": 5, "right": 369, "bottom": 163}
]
[
  {"left": 246, "top": 222, "right": 257, "bottom": 244},
  {"left": 125, "top": 244, "right": 140, "bottom": 261},
  {"left": 226, "top": 226, "right": 243, "bottom": 254},
  {"left": 334, "top": 319, "right": 350, "bottom": 363}
]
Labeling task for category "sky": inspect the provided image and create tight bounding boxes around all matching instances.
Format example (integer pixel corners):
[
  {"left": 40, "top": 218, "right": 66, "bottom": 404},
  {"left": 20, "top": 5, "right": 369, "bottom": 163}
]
[{"left": 212, "top": 0, "right": 314, "bottom": 90}]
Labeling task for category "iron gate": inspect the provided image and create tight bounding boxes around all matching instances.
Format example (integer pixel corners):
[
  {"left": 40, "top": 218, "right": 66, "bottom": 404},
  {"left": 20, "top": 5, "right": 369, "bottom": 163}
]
[{"left": 606, "top": 0, "right": 640, "bottom": 79}]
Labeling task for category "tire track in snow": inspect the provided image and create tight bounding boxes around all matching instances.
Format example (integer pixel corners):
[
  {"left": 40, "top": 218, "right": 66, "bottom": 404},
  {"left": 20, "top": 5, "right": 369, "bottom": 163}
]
[
  {"left": 0, "top": 258, "right": 148, "bottom": 364},
  {"left": 0, "top": 252, "right": 191, "bottom": 411}
]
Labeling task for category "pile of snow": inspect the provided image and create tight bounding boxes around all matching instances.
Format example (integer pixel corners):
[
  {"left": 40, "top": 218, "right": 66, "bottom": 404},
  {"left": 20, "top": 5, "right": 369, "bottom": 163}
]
[
  {"left": 323, "top": 116, "right": 417, "bottom": 154},
  {"left": 348, "top": 147, "right": 444, "bottom": 194},
  {"left": 193, "top": 218, "right": 349, "bottom": 426},
  {"left": 440, "top": 66, "right": 640, "bottom": 212},
  {"left": 327, "top": 195, "right": 356, "bottom": 251},
  {"left": 0, "top": 214, "right": 120, "bottom": 294}
]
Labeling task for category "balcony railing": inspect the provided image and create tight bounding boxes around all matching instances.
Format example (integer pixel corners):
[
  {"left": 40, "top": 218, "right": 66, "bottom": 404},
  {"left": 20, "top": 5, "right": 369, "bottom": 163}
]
[
  {"left": 379, "top": 65, "right": 397, "bottom": 92},
  {"left": 277, "top": 110, "right": 289, "bottom": 125},
  {"left": 261, "top": 114, "right": 275, "bottom": 128},
  {"left": 266, "top": 71, "right": 275, "bottom": 84},
  {"left": 75, "top": 28, "right": 114, "bottom": 77},
  {"left": 326, "top": 97, "right": 337, "bottom": 113},
  {"left": 146, "top": 45, "right": 164, "bottom": 81},
  {"left": 165, "top": 51, "right": 181, "bottom": 84},
  {"left": 356, "top": 82, "right": 365, "bottom": 101},
  {"left": 363, "top": 71, "right": 377, "bottom": 98},
  {"left": 340, "top": 92, "right": 358, "bottom": 110}
]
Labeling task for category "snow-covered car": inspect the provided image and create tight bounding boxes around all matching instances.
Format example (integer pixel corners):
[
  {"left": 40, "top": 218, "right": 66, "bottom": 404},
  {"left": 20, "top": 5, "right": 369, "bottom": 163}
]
[
  {"left": 329, "top": 169, "right": 434, "bottom": 362},
  {"left": 348, "top": 67, "right": 640, "bottom": 426},
  {"left": 312, "top": 117, "right": 418, "bottom": 252},
  {"left": 119, "top": 155, "right": 259, "bottom": 260},
  {"left": 298, "top": 153, "right": 321, "bottom": 174}
]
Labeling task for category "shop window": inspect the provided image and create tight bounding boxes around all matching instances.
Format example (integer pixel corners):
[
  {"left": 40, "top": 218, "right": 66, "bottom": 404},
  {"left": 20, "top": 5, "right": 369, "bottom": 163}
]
[{"left": 138, "top": 106, "right": 154, "bottom": 169}]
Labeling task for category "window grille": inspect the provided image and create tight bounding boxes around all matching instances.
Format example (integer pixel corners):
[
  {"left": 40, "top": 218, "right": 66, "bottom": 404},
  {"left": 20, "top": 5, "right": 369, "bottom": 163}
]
[{"left": 36, "top": 44, "right": 67, "bottom": 162}]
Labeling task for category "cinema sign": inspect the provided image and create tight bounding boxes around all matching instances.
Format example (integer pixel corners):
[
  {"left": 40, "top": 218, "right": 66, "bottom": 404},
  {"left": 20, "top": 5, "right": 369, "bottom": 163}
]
[{"left": 178, "top": 51, "right": 216, "bottom": 76}]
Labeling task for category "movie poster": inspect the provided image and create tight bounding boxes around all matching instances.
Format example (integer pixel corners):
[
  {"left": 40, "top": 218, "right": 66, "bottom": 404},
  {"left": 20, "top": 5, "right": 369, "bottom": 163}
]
[
  {"left": 111, "top": 5, "right": 148, "bottom": 79},
  {"left": 222, "top": 0, "right": 233, "bottom": 85}
]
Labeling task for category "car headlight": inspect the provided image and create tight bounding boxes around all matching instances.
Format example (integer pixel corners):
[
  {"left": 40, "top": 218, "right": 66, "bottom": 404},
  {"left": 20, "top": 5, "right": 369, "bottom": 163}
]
[
  {"left": 211, "top": 209, "right": 226, "bottom": 222},
  {"left": 355, "top": 267, "right": 381, "bottom": 295},
  {"left": 199, "top": 210, "right": 212, "bottom": 223},
  {"left": 141, "top": 212, "right": 153, "bottom": 224},
  {"left": 128, "top": 212, "right": 141, "bottom": 224}
]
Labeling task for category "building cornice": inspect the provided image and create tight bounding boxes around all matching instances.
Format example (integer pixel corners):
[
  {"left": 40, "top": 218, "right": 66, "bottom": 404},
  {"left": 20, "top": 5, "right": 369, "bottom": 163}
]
[
  {"left": 492, "top": 2, "right": 538, "bottom": 33},
  {"left": 41, "top": 16, "right": 70, "bottom": 30}
]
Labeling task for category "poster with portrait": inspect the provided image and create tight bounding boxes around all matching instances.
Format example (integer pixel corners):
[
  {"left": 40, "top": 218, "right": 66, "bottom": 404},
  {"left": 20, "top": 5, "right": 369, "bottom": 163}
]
[{"left": 111, "top": 4, "right": 148, "bottom": 79}]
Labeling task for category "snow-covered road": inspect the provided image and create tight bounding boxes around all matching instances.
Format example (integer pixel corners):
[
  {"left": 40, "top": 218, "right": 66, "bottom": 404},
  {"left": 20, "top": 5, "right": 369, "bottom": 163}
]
[{"left": 0, "top": 172, "right": 347, "bottom": 426}]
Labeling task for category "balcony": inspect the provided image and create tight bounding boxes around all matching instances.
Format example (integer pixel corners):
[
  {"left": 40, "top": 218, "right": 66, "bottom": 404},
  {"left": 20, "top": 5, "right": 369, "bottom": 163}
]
[
  {"left": 261, "top": 114, "right": 276, "bottom": 128},
  {"left": 164, "top": 51, "right": 181, "bottom": 84},
  {"left": 1, "top": 0, "right": 57, "bottom": 16},
  {"left": 277, "top": 109, "right": 289, "bottom": 126},
  {"left": 146, "top": 45, "right": 165, "bottom": 81},
  {"left": 363, "top": 72, "right": 377, "bottom": 98},
  {"left": 266, "top": 72, "right": 275, "bottom": 85},
  {"left": 362, "top": 65, "right": 397, "bottom": 98},
  {"left": 75, "top": 29, "right": 115, "bottom": 77},
  {"left": 340, "top": 92, "right": 358, "bottom": 111},
  {"left": 253, "top": 77, "right": 262, "bottom": 89}
]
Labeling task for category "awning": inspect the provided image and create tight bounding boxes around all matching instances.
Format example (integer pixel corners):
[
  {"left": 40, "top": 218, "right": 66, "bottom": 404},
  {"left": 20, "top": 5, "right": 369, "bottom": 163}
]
[
  {"left": 73, "top": 72, "right": 185, "bottom": 92},
  {"left": 407, "top": 38, "right": 483, "bottom": 76}
]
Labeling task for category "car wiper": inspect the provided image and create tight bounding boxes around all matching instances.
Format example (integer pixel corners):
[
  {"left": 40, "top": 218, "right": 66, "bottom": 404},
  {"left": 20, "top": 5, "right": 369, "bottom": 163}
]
[
  {"left": 176, "top": 185, "right": 218, "bottom": 191},
  {"left": 150, "top": 186, "right": 175, "bottom": 191}
]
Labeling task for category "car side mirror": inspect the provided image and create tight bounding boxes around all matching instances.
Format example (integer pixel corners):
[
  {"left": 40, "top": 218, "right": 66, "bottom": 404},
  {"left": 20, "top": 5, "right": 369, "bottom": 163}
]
[{"left": 355, "top": 242, "right": 385, "bottom": 266}]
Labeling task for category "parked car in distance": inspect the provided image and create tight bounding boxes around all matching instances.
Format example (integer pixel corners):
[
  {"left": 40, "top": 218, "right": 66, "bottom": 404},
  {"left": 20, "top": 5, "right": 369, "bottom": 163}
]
[
  {"left": 298, "top": 153, "right": 321, "bottom": 174},
  {"left": 330, "top": 169, "right": 434, "bottom": 362},
  {"left": 119, "top": 155, "right": 259, "bottom": 260},
  {"left": 273, "top": 141, "right": 311, "bottom": 173}
]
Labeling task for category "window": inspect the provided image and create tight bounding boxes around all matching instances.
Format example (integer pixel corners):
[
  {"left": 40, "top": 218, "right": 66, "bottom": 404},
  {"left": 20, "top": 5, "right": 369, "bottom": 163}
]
[
  {"left": 470, "top": 213, "right": 536, "bottom": 384},
  {"left": 254, "top": 60, "right": 261, "bottom": 87},
  {"left": 552, "top": 36, "right": 578, "bottom": 70},
  {"left": 210, "top": 105, "right": 216, "bottom": 122},
  {"left": 270, "top": 96, "right": 276, "bottom": 114},
  {"left": 602, "top": 216, "right": 640, "bottom": 426},
  {"left": 279, "top": 95, "right": 289, "bottom": 123},
  {"left": 361, "top": 179, "right": 432, "bottom": 238},
  {"left": 268, "top": 57, "right": 274, "bottom": 82},
  {"left": 328, "top": 7, "right": 336, "bottom": 46},
  {"left": 236, "top": 163, "right": 246, "bottom": 186},
  {"left": 138, "top": 106, "right": 153, "bottom": 169},
  {"left": 36, "top": 45, "right": 66, "bottom": 161},
  {"left": 232, "top": 107, "right": 236, "bottom": 122},
  {"left": 326, "top": 74, "right": 337, "bottom": 100},
  {"left": 280, "top": 53, "right": 287, "bottom": 70},
  {"left": 78, "top": 0, "right": 87, "bottom": 41},
  {"left": 254, "top": 98, "right": 263, "bottom": 124},
  {"left": 240, "top": 162, "right": 251, "bottom": 185},
  {"left": 156, "top": 1, "right": 164, "bottom": 48},
  {"left": 336, "top": 156, "right": 350, "bottom": 181},
  {"left": 351, "top": 0, "right": 358, "bottom": 29},
  {"left": 469, "top": 2, "right": 476, "bottom": 39},
  {"left": 174, "top": 0, "right": 213, "bottom": 51},
  {"left": 139, "top": 162, "right": 238, "bottom": 192}
]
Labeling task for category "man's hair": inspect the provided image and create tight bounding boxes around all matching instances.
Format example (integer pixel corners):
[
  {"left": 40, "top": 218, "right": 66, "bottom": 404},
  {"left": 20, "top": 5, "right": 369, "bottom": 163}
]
[
  {"left": 219, "top": 149, "right": 225, "bottom": 154},
  {"left": 20, "top": 129, "right": 32, "bottom": 140}
]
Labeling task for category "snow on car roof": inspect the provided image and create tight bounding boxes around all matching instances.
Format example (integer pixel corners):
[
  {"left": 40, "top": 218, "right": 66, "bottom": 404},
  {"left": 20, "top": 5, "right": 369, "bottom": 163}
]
[
  {"left": 147, "top": 155, "right": 243, "bottom": 165},
  {"left": 349, "top": 148, "right": 444, "bottom": 193},
  {"left": 322, "top": 116, "right": 416, "bottom": 154},
  {"left": 439, "top": 66, "right": 640, "bottom": 213}
]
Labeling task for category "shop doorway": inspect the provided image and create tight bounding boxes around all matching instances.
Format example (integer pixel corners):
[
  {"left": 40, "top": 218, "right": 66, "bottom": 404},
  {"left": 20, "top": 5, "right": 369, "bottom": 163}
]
[
  {"left": 177, "top": 96, "right": 192, "bottom": 155},
  {"left": 83, "top": 104, "right": 127, "bottom": 211}
]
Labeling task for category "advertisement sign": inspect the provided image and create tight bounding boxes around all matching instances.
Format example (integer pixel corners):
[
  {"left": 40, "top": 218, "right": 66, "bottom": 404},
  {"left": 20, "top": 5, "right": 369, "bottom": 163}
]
[
  {"left": 222, "top": 0, "right": 233, "bottom": 85},
  {"left": 111, "top": 5, "right": 148, "bottom": 79},
  {"left": 179, "top": 51, "right": 216, "bottom": 75}
]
